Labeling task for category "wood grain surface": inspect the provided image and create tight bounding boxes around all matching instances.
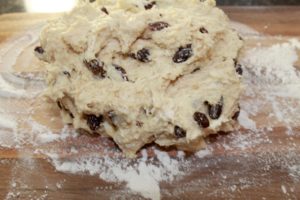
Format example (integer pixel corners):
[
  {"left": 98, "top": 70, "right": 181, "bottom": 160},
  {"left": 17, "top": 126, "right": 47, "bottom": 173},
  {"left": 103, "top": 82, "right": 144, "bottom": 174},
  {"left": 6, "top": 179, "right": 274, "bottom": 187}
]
[{"left": 0, "top": 7, "right": 300, "bottom": 200}]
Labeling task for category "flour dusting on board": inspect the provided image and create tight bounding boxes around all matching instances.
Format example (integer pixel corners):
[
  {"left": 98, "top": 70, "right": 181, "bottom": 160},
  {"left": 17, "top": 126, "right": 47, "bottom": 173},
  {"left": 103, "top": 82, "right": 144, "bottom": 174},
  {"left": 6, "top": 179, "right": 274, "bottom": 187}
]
[
  {"left": 0, "top": 25, "right": 300, "bottom": 199},
  {"left": 43, "top": 149, "right": 186, "bottom": 200},
  {"left": 243, "top": 41, "right": 299, "bottom": 85}
]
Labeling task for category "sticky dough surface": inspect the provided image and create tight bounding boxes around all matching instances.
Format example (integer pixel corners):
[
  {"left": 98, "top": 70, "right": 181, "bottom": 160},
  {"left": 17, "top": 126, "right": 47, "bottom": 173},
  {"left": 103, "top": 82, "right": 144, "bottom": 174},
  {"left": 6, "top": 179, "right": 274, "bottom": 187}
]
[{"left": 36, "top": 0, "right": 243, "bottom": 156}]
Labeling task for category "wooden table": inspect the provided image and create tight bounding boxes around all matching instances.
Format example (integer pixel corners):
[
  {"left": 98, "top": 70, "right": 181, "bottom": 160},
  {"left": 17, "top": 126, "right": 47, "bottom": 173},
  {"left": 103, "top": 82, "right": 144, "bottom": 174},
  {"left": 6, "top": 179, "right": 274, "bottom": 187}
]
[{"left": 0, "top": 7, "right": 300, "bottom": 200}]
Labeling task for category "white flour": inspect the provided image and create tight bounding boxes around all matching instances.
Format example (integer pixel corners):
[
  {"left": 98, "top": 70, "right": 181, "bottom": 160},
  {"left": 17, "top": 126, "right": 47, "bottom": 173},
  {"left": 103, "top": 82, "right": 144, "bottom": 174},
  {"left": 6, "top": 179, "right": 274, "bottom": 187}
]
[
  {"left": 40, "top": 148, "right": 187, "bottom": 200},
  {"left": 289, "top": 164, "right": 300, "bottom": 179},
  {"left": 243, "top": 42, "right": 299, "bottom": 84},
  {"left": 238, "top": 110, "right": 257, "bottom": 131},
  {"left": 0, "top": 25, "right": 41, "bottom": 71},
  {"left": 0, "top": 74, "right": 28, "bottom": 98},
  {"left": 0, "top": 24, "right": 300, "bottom": 199}
]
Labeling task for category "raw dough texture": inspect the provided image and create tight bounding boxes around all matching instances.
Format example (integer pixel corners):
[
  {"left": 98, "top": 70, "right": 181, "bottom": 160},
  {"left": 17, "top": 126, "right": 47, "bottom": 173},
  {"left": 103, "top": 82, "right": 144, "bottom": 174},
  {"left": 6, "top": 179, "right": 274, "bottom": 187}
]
[{"left": 36, "top": 0, "right": 243, "bottom": 157}]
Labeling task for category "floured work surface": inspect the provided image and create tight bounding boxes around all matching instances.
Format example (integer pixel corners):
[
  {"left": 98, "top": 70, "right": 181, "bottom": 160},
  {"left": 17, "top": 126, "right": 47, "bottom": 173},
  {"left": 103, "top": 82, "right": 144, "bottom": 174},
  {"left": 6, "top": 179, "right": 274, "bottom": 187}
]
[{"left": 1, "top": 10, "right": 300, "bottom": 200}]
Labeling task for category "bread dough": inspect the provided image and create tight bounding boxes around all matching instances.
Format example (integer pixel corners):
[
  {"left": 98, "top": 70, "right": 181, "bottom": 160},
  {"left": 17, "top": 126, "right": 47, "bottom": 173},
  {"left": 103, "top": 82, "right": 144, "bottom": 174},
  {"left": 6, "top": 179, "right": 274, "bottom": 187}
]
[{"left": 36, "top": 0, "right": 243, "bottom": 157}]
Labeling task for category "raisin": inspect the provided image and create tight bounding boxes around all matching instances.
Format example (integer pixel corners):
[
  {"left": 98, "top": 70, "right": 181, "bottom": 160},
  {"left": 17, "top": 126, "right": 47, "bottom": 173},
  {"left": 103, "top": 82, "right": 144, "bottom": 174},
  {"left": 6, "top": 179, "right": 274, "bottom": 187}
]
[
  {"left": 191, "top": 68, "right": 200, "bottom": 73},
  {"left": 144, "top": 1, "right": 156, "bottom": 10},
  {"left": 174, "top": 125, "right": 186, "bottom": 138},
  {"left": 173, "top": 44, "right": 193, "bottom": 63},
  {"left": 136, "top": 121, "right": 144, "bottom": 127},
  {"left": 57, "top": 101, "right": 62, "bottom": 109},
  {"left": 232, "top": 110, "right": 240, "bottom": 120},
  {"left": 193, "top": 112, "right": 210, "bottom": 128},
  {"left": 84, "top": 114, "right": 104, "bottom": 131},
  {"left": 136, "top": 48, "right": 151, "bottom": 63},
  {"left": 233, "top": 59, "right": 243, "bottom": 75},
  {"left": 63, "top": 71, "right": 71, "bottom": 77},
  {"left": 232, "top": 105, "right": 240, "bottom": 120},
  {"left": 69, "top": 112, "right": 74, "bottom": 119},
  {"left": 34, "top": 46, "right": 44, "bottom": 54},
  {"left": 149, "top": 21, "right": 169, "bottom": 31},
  {"left": 83, "top": 59, "right": 106, "bottom": 78},
  {"left": 113, "top": 64, "right": 129, "bottom": 81},
  {"left": 101, "top": 7, "right": 109, "bottom": 15},
  {"left": 199, "top": 27, "right": 208, "bottom": 33},
  {"left": 235, "top": 64, "right": 243, "bottom": 75},
  {"left": 204, "top": 97, "right": 223, "bottom": 120}
]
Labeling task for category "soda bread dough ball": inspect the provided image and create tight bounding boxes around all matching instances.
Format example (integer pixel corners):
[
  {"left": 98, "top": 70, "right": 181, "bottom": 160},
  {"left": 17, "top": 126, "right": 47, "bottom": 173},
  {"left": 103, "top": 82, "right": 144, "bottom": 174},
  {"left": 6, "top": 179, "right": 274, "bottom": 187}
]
[{"left": 36, "top": 0, "right": 243, "bottom": 157}]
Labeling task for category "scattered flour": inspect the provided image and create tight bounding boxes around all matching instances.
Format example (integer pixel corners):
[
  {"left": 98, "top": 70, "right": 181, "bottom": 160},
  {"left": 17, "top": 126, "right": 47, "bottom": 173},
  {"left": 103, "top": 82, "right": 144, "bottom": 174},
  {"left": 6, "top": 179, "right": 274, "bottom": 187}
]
[
  {"left": 238, "top": 110, "right": 257, "bottom": 131},
  {"left": 56, "top": 182, "right": 62, "bottom": 189},
  {"left": 242, "top": 40, "right": 300, "bottom": 99},
  {"left": 5, "top": 192, "right": 20, "bottom": 200},
  {"left": 0, "top": 114, "right": 18, "bottom": 148},
  {"left": 0, "top": 72, "right": 44, "bottom": 98},
  {"left": 230, "top": 21, "right": 260, "bottom": 37},
  {"left": 0, "top": 115, "right": 77, "bottom": 149},
  {"left": 27, "top": 119, "right": 78, "bottom": 145},
  {"left": 0, "top": 74, "right": 28, "bottom": 98},
  {"left": 281, "top": 185, "right": 287, "bottom": 194},
  {"left": 44, "top": 148, "right": 186, "bottom": 200},
  {"left": 0, "top": 114, "right": 17, "bottom": 130},
  {"left": 289, "top": 165, "right": 300, "bottom": 179},
  {"left": 0, "top": 25, "right": 40, "bottom": 71},
  {"left": 195, "top": 148, "right": 212, "bottom": 158},
  {"left": 243, "top": 42, "right": 299, "bottom": 84}
]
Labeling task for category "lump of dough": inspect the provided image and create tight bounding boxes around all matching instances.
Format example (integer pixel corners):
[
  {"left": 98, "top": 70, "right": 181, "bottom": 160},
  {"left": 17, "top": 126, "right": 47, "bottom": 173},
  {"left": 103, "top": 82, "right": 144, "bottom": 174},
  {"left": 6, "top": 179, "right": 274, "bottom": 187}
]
[{"left": 35, "top": 0, "right": 243, "bottom": 157}]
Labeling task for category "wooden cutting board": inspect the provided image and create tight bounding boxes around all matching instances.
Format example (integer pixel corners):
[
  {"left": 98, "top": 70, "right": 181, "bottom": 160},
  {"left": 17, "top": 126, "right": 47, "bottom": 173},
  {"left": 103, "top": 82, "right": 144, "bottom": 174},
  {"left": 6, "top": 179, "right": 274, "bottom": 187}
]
[{"left": 0, "top": 7, "right": 300, "bottom": 200}]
